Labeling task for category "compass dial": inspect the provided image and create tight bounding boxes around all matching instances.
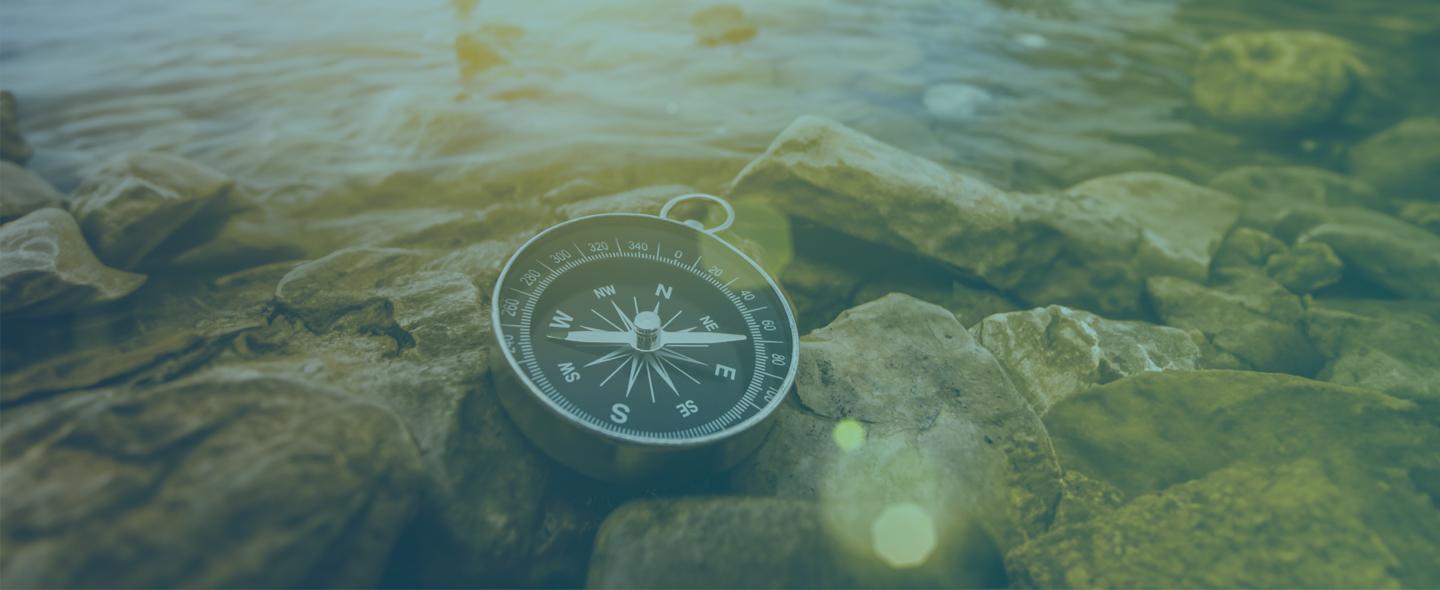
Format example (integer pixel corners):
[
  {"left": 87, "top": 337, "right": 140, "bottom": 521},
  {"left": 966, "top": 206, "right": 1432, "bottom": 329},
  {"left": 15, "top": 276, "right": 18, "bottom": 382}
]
[{"left": 492, "top": 213, "right": 799, "bottom": 445}]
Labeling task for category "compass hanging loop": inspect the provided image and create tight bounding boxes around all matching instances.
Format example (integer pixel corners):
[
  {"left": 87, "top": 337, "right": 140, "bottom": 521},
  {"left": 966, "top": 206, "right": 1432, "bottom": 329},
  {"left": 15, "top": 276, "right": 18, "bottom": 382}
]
[{"left": 659, "top": 193, "right": 735, "bottom": 235}]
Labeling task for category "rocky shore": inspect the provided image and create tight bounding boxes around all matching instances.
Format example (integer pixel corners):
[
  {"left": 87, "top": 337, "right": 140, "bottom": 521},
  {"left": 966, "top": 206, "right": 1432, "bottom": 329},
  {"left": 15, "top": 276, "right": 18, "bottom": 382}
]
[{"left": 3, "top": 20, "right": 1440, "bottom": 589}]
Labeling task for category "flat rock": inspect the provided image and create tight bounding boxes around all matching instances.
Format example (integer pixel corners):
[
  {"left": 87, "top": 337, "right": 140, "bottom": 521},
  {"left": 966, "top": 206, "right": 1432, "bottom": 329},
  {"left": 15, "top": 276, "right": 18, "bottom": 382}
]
[
  {"left": 729, "top": 294, "right": 1062, "bottom": 557},
  {"left": 1307, "top": 298, "right": 1440, "bottom": 404},
  {"left": 0, "top": 208, "right": 146, "bottom": 317},
  {"left": 1191, "top": 31, "right": 1365, "bottom": 130},
  {"left": 730, "top": 116, "right": 1240, "bottom": 317},
  {"left": 973, "top": 305, "right": 1202, "bottom": 415},
  {"left": 1349, "top": 116, "right": 1440, "bottom": 200},
  {"left": 1147, "top": 269, "right": 1321, "bottom": 375},
  {"left": 69, "top": 151, "right": 234, "bottom": 269},
  {"left": 0, "top": 369, "right": 425, "bottom": 588},
  {"left": 1, "top": 161, "right": 64, "bottom": 221},
  {"left": 1029, "top": 369, "right": 1440, "bottom": 586},
  {"left": 0, "top": 90, "right": 31, "bottom": 165},
  {"left": 1007, "top": 460, "right": 1436, "bottom": 589}
]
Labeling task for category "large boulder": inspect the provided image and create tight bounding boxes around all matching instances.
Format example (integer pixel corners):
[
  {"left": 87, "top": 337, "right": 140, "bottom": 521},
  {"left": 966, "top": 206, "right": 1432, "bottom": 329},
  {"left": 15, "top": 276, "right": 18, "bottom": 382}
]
[
  {"left": 1146, "top": 269, "right": 1321, "bottom": 375},
  {"left": 234, "top": 246, "right": 597, "bottom": 587},
  {"left": 0, "top": 90, "right": 31, "bottom": 165},
  {"left": 973, "top": 305, "right": 1203, "bottom": 415},
  {"left": 1020, "top": 370, "right": 1440, "bottom": 587},
  {"left": 1307, "top": 298, "right": 1440, "bottom": 404},
  {"left": 1349, "top": 116, "right": 1440, "bottom": 200},
  {"left": 1, "top": 161, "right": 64, "bottom": 221},
  {"left": 729, "top": 294, "right": 1062, "bottom": 560},
  {"left": 1191, "top": 31, "right": 1365, "bottom": 130},
  {"left": 0, "top": 369, "right": 425, "bottom": 588},
  {"left": 1008, "top": 460, "right": 1433, "bottom": 589},
  {"left": 729, "top": 116, "right": 1240, "bottom": 317},
  {"left": 69, "top": 151, "right": 234, "bottom": 269},
  {"left": 0, "top": 208, "right": 146, "bottom": 317}
]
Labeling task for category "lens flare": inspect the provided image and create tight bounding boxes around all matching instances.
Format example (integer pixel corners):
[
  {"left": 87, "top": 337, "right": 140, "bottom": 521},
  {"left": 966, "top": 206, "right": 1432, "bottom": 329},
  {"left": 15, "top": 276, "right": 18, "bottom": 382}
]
[
  {"left": 832, "top": 418, "right": 865, "bottom": 451},
  {"left": 870, "top": 502, "right": 938, "bottom": 568}
]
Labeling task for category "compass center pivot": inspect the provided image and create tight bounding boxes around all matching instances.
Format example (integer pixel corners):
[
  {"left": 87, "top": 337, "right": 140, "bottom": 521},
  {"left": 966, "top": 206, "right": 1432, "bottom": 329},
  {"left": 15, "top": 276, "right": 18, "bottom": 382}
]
[{"left": 632, "top": 310, "right": 662, "bottom": 351}]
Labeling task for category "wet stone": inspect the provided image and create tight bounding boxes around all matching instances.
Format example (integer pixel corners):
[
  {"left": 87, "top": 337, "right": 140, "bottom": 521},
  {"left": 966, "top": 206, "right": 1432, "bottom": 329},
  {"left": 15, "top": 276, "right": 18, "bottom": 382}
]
[
  {"left": 1307, "top": 298, "right": 1440, "bottom": 404},
  {"left": 0, "top": 369, "right": 426, "bottom": 588},
  {"left": 729, "top": 294, "right": 1062, "bottom": 557},
  {"left": 1025, "top": 370, "right": 1440, "bottom": 587},
  {"left": 69, "top": 151, "right": 234, "bottom": 270},
  {"left": 1209, "top": 165, "right": 1384, "bottom": 231},
  {"left": 1264, "top": 240, "right": 1342, "bottom": 294},
  {"left": 0, "top": 90, "right": 32, "bottom": 165},
  {"left": 1146, "top": 268, "right": 1321, "bottom": 375},
  {"left": 1282, "top": 206, "right": 1440, "bottom": 300},
  {"left": 0, "top": 208, "right": 146, "bottom": 317},
  {"left": 1191, "top": 31, "right": 1366, "bottom": 130},
  {"left": 1349, "top": 116, "right": 1440, "bottom": 201},
  {"left": 1, "top": 161, "right": 65, "bottom": 221},
  {"left": 973, "top": 305, "right": 1203, "bottom": 416}
]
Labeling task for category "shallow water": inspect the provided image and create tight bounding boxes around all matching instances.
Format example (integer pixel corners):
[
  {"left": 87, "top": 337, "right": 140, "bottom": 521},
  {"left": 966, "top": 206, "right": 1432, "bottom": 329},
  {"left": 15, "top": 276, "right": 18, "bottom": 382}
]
[{"left": 7, "top": 0, "right": 1431, "bottom": 201}]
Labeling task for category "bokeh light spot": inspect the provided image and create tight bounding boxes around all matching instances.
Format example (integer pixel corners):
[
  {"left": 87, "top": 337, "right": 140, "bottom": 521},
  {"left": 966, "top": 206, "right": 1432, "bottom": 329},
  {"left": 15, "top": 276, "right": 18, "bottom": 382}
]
[
  {"left": 870, "top": 502, "right": 937, "bottom": 569},
  {"left": 832, "top": 419, "right": 865, "bottom": 451}
]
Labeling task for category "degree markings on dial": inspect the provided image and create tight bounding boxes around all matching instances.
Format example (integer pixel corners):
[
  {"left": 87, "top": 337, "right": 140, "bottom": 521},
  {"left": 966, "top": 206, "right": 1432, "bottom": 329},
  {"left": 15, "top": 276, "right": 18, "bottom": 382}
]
[{"left": 508, "top": 233, "right": 789, "bottom": 440}]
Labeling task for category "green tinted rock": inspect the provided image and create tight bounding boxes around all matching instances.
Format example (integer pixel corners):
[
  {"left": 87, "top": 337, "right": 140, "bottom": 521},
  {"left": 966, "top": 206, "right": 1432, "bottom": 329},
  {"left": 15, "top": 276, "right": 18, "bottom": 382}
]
[
  {"left": 780, "top": 255, "right": 861, "bottom": 333},
  {"left": 1210, "top": 226, "right": 1287, "bottom": 270},
  {"left": 1395, "top": 200, "right": 1440, "bottom": 234},
  {"left": 0, "top": 369, "right": 425, "bottom": 588},
  {"left": 1350, "top": 116, "right": 1440, "bottom": 200},
  {"left": 730, "top": 294, "right": 1061, "bottom": 554},
  {"left": 974, "top": 305, "right": 1202, "bottom": 415},
  {"left": 1008, "top": 460, "right": 1429, "bottom": 589},
  {"left": 1307, "top": 298, "right": 1440, "bottom": 403},
  {"left": 1147, "top": 269, "right": 1321, "bottom": 375},
  {"left": 853, "top": 275, "right": 1017, "bottom": 326},
  {"left": 0, "top": 90, "right": 31, "bottom": 165},
  {"left": 1209, "top": 165, "right": 1383, "bottom": 230},
  {"left": 1285, "top": 207, "right": 1440, "bottom": 299},
  {"left": 0, "top": 161, "right": 64, "bottom": 221},
  {"left": 1265, "top": 240, "right": 1342, "bottom": 294},
  {"left": 0, "top": 208, "right": 146, "bottom": 317},
  {"left": 69, "top": 151, "right": 234, "bottom": 270},
  {"left": 1192, "top": 31, "right": 1365, "bottom": 130}
]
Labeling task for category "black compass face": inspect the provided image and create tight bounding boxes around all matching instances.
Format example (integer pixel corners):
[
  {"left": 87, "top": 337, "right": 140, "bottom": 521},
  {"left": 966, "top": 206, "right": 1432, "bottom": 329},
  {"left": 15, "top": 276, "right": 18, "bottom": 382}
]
[{"left": 492, "top": 214, "right": 799, "bottom": 444}]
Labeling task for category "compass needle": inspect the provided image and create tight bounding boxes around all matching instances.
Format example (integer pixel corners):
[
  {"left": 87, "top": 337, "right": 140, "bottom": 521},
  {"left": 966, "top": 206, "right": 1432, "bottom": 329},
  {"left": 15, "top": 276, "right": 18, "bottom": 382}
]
[{"left": 490, "top": 193, "right": 797, "bottom": 483}]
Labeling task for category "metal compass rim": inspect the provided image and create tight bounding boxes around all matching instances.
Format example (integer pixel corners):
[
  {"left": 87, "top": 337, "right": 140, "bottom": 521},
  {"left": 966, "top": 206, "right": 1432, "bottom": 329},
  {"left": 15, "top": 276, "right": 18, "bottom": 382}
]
[{"left": 490, "top": 209, "right": 800, "bottom": 449}]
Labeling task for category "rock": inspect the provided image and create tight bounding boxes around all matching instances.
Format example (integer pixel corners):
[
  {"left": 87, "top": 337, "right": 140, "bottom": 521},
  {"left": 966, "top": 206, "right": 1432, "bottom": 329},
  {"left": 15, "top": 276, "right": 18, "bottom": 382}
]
[
  {"left": 780, "top": 255, "right": 862, "bottom": 333},
  {"left": 0, "top": 90, "right": 32, "bottom": 165},
  {"left": 232, "top": 245, "right": 591, "bottom": 586},
  {"left": 1284, "top": 207, "right": 1440, "bottom": 299},
  {"left": 0, "top": 369, "right": 425, "bottom": 588},
  {"left": 556, "top": 184, "right": 693, "bottom": 218},
  {"left": 729, "top": 294, "right": 1062, "bottom": 556},
  {"left": 0, "top": 208, "right": 146, "bottom": 317},
  {"left": 1349, "top": 116, "right": 1440, "bottom": 200},
  {"left": 1191, "top": 31, "right": 1365, "bottom": 130},
  {"left": 1264, "top": 240, "right": 1342, "bottom": 294},
  {"left": 588, "top": 498, "right": 852, "bottom": 589},
  {"left": 1395, "top": 200, "right": 1440, "bottom": 234},
  {"left": 973, "top": 305, "right": 1203, "bottom": 415},
  {"left": 69, "top": 151, "right": 234, "bottom": 270},
  {"left": 923, "top": 83, "right": 994, "bottom": 122},
  {"left": 1029, "top": 370, "right": 1440, "bottom": 586},
  {"left": 1209, "top": 165, "right": 1383, "bottom": 230},
  {"left": 690, "top": 5, "right": 758, "bottom": 47},
  {"left": 1008, "top": 460, "right": 1436, "bottom": 589},
  {"left": 730, "top": 116, "right": 1240, "bottom": 317},
  {"left": 1, "top": 161, "right": 64, "bottom": 221},
  {"left": 588, "top": 497, "right": 1005, "bottom": 589},
  {"left": 1146, "top": 269, "right": 1321, "bottom": 375},
  {"left": 1307, "top": 298, "right": 1440, "bottom": 404},
  {"left": 1210, "top": 226, "right": 1286, "bottom": 270}
]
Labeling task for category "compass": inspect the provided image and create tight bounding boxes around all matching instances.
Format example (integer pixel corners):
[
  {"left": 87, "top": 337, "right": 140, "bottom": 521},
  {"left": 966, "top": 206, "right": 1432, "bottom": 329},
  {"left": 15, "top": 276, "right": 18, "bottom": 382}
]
[{"left": 491, "top": 193, "right": 800, "bottom": 483}]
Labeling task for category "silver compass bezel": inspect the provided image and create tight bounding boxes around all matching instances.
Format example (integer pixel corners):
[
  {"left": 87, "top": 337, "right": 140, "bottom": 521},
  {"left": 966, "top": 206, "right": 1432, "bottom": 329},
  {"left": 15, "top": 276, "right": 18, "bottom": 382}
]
[{"left": 490, "top": 211, "right": 800, "bottom": 450}]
